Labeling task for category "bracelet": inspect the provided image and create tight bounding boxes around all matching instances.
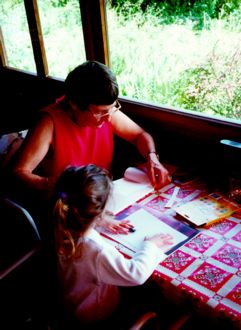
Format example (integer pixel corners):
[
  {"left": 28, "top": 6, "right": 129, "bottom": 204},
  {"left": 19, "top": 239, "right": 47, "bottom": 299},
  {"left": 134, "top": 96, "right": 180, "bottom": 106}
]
[{"left": 145, "top": 151, "right": 159, "bottom": 159}]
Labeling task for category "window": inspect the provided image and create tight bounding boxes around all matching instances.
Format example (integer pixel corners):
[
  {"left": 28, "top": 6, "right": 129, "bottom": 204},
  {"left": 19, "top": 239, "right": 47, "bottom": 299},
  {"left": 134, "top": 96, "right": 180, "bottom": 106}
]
[
  {"left": 0, "top": 0, "right": 36, "bottom": 73},
  {"left": 1, "top": 0, "right": 240, "bottom": 123},
  {"left": 106, "top": 1, "right": 241, "bottom": 122},
  {"left": 38, "top": 0, "right": 85, "bottom": 78}
]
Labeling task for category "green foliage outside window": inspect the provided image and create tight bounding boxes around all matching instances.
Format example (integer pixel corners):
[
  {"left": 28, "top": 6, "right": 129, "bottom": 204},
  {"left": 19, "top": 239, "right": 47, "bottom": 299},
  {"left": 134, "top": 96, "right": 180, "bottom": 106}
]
[
  {"left": 1, "top": 0, "right": 240, "bottom": 121},
  {"left": 177, "top": 42, "right": 241, "bottom": 120},
  {"left": 107, "top": 0, "right": 241, "bottom": 120},
  {"left": 109, "top": 0, "right": 240, "bottom": 28}
]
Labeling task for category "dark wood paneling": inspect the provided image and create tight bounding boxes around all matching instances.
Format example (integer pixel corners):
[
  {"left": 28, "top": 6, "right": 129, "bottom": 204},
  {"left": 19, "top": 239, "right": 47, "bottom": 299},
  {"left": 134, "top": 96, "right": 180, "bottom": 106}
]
[{"left": 1, "top": 69, "right": 64, "bottom": 134}]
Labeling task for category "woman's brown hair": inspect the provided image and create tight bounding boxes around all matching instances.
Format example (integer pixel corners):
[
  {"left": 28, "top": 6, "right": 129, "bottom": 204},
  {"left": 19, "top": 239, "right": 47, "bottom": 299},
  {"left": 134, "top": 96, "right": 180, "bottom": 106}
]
[{"left": 64, "top": 61, "right": 119, "bottom": 110}]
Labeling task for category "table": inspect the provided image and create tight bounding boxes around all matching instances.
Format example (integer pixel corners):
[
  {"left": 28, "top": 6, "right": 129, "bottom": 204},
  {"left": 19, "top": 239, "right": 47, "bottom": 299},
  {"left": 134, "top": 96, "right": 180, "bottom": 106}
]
[{"left": 104, "top": 175, "right": 241, "bottom": 328}]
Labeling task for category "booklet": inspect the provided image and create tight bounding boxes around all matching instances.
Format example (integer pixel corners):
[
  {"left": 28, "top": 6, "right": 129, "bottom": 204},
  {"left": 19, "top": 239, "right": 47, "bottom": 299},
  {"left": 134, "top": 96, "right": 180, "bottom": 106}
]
[{"left": 174, "top": 192, "right": 241, "bottom": 226}]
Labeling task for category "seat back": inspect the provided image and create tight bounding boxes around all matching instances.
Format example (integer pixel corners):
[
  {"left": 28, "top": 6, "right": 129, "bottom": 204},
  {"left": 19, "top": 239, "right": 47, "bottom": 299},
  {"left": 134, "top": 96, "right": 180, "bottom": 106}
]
[
  {"left": 0, "top": 198, "right": 41, "bottom": 278},
  {"left": 0, "top": 198, "right": 44, "bottom": 328}
]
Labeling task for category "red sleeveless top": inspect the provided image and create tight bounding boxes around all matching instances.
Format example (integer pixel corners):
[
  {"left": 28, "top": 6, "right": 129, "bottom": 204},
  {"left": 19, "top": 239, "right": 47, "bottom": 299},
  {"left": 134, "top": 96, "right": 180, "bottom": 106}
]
[{"left": 38, "top": 101, "right": 114, "bottom": 179}]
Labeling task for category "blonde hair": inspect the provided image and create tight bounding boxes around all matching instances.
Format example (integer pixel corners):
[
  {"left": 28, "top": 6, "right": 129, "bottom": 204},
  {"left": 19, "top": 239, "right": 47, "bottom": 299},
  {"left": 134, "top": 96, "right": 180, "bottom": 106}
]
[{"left": 53, "top": 165, "right": 112, "bottom": 259}]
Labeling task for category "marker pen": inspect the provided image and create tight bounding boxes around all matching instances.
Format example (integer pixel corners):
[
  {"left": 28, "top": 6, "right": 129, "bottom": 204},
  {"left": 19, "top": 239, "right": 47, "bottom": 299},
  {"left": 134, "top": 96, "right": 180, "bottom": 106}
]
[{"left": 129, "top": 227, "right": 136, "bottom": 233}]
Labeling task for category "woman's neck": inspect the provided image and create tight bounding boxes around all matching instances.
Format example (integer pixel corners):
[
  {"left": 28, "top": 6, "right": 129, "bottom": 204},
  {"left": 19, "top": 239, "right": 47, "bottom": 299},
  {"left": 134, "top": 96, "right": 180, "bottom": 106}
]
[{"left": 62, "top": 103, "right": 89, "bottom": 127}]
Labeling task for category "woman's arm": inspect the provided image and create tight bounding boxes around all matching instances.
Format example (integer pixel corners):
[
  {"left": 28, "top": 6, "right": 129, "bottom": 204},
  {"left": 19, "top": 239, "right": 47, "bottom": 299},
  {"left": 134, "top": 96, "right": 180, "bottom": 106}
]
[
  {"left": 111, "top": 111, "right": 171, "bottom": 188},
  {"left": 13, "top": 115, "right": 54, "bottom": 192}
]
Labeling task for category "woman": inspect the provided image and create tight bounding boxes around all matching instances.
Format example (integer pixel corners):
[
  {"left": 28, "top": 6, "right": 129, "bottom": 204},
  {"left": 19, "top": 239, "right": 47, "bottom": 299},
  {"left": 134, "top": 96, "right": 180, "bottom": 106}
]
[
  {"left": 13, "top": 61, "right": 170, "bottom": 196},
  {"left": 12, "top": 61, "right": 170, "bottom": 235}
]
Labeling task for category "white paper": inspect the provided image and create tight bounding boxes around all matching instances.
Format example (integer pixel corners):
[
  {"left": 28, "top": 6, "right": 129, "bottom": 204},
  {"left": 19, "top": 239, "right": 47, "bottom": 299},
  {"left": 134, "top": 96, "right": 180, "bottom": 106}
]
[
  {"left": 105, "top": 208, "right": 187, "bottom": 253},
  {"left": 106, "top": 178, "right": 153, "bottom": 214},
  {"left": 164, "top": 186, "right": 180, "bottom": 208},
  {"left": 124, "top": 167, "right": 150, "bottom": 184}
]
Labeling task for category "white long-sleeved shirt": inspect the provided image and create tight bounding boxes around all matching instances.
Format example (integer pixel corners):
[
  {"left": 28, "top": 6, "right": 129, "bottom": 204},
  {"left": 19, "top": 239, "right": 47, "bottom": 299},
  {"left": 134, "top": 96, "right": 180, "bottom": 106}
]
[{"left": 58, "top": 228, "right": 165, "bottom": 324}]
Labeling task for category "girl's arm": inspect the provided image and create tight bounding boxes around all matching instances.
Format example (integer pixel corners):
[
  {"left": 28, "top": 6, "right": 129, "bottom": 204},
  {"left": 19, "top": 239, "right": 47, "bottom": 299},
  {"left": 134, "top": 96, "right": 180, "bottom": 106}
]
[{"left": 96, "top": 233, "right": 172, "bottom": 286}]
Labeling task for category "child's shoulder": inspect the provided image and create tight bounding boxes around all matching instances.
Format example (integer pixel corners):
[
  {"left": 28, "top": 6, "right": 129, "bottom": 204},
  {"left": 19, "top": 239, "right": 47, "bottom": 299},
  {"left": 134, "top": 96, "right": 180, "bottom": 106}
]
[{"left": 84, "top": 230, "right": 118, "bottom": 255}]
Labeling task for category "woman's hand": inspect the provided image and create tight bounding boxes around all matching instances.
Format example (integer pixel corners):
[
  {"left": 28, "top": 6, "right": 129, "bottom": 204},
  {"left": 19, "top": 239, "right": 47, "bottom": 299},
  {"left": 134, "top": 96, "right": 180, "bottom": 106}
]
[
  {"left": 145, "top": 233, "right": 173, "bottom": 251},
  {"left": 146, "top": 153, "right": 171, "bottom": 190},
  {"left": 99, "top": 210, "right": 134, "bottom": 234}
]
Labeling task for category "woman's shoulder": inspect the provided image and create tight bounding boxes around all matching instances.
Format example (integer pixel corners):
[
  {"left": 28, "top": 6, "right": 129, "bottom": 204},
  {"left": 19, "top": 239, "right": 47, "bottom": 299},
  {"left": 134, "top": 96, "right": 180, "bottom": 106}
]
[
  {"left": 32, "top": 111, "right": 54, "bottom": 131},
  {"left": 40, "top": 99, "right": 71, "bottom": 124},
  {"left": 40, "top": 100, "right": 63, "bottom": 115},
  {"left": 23, "top": 112, "right": 54, "bottom": 144}
]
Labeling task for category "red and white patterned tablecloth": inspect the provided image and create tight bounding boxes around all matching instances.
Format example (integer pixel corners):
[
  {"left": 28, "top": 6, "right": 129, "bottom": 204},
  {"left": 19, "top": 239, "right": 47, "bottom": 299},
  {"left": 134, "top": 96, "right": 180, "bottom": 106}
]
[
  {"left": 104, "top": 178, "right": 241, "bottom": 326},
  {"left": 154, "top": 212, "right": 241, "bottom": 323}
]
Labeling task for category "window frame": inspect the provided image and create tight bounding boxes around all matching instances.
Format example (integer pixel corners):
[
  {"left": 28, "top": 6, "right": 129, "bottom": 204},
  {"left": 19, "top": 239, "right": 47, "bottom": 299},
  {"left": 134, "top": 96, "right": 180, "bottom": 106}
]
[{"left": 24, "top": 0, "right": 48, "bottom": 77}]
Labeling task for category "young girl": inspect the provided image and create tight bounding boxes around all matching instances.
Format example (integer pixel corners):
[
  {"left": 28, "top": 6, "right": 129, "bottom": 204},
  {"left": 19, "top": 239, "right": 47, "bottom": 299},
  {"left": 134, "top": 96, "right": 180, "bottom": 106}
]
[{"left": 53, "top": 164, "right": 173, "bottom": 329}]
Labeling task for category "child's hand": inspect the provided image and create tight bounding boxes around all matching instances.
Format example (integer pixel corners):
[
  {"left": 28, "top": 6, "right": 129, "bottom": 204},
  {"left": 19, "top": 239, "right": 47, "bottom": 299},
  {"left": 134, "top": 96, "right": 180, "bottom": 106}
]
[
  {"left": 99, "top": 210, "right": 134, "bottom": 234},
  {"left": 145, "top": 233, "right": 173, "bottom": 251}
]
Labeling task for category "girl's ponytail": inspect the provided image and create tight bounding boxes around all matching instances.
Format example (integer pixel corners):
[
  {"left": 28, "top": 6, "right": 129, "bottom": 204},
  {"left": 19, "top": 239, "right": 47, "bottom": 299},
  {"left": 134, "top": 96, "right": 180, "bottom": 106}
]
[{"left": 54, "top": 197, "right": 76, "bottom": 258}]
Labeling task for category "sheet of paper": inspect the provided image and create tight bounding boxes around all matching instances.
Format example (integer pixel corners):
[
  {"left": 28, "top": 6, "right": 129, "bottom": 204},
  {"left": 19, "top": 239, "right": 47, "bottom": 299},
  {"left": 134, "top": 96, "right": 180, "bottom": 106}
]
[
  {"left": 124, "top": 166, "right": 150, "bottom": 184},
  {"left": 105, "top": 208, "right": 187, "bottom": 253},
  {"left": 164, "top": 186, "right": 180, "bottom": 208},
  {"left": 106, "top": 178, "right": 153, "bottom": 214}
]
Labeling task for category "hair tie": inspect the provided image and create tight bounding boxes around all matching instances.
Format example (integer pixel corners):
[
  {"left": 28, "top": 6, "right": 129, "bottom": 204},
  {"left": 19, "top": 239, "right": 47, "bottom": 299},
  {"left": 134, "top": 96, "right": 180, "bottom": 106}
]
[{"left": 58, "top": 191, "right": 68, "bottom": 201}]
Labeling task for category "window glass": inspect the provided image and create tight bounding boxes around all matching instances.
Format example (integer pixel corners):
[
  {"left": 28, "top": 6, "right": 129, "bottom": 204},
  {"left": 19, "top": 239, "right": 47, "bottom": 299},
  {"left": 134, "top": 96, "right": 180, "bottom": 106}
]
[
  {"left": 38, "top": 0, "right": 86, "bottom": 79},
  {"left": 106, "top": 1, "right": 241, "bottom": 122},
  {"left": 0, "top": 0, "right": 36, "bottom": 73}
]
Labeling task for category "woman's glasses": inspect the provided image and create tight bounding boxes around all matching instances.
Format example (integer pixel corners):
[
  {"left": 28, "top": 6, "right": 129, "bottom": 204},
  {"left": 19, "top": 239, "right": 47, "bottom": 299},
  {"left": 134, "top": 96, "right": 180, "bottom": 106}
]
[{"left": 90, "top": 100, "right": 121, "bottom": 120}]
